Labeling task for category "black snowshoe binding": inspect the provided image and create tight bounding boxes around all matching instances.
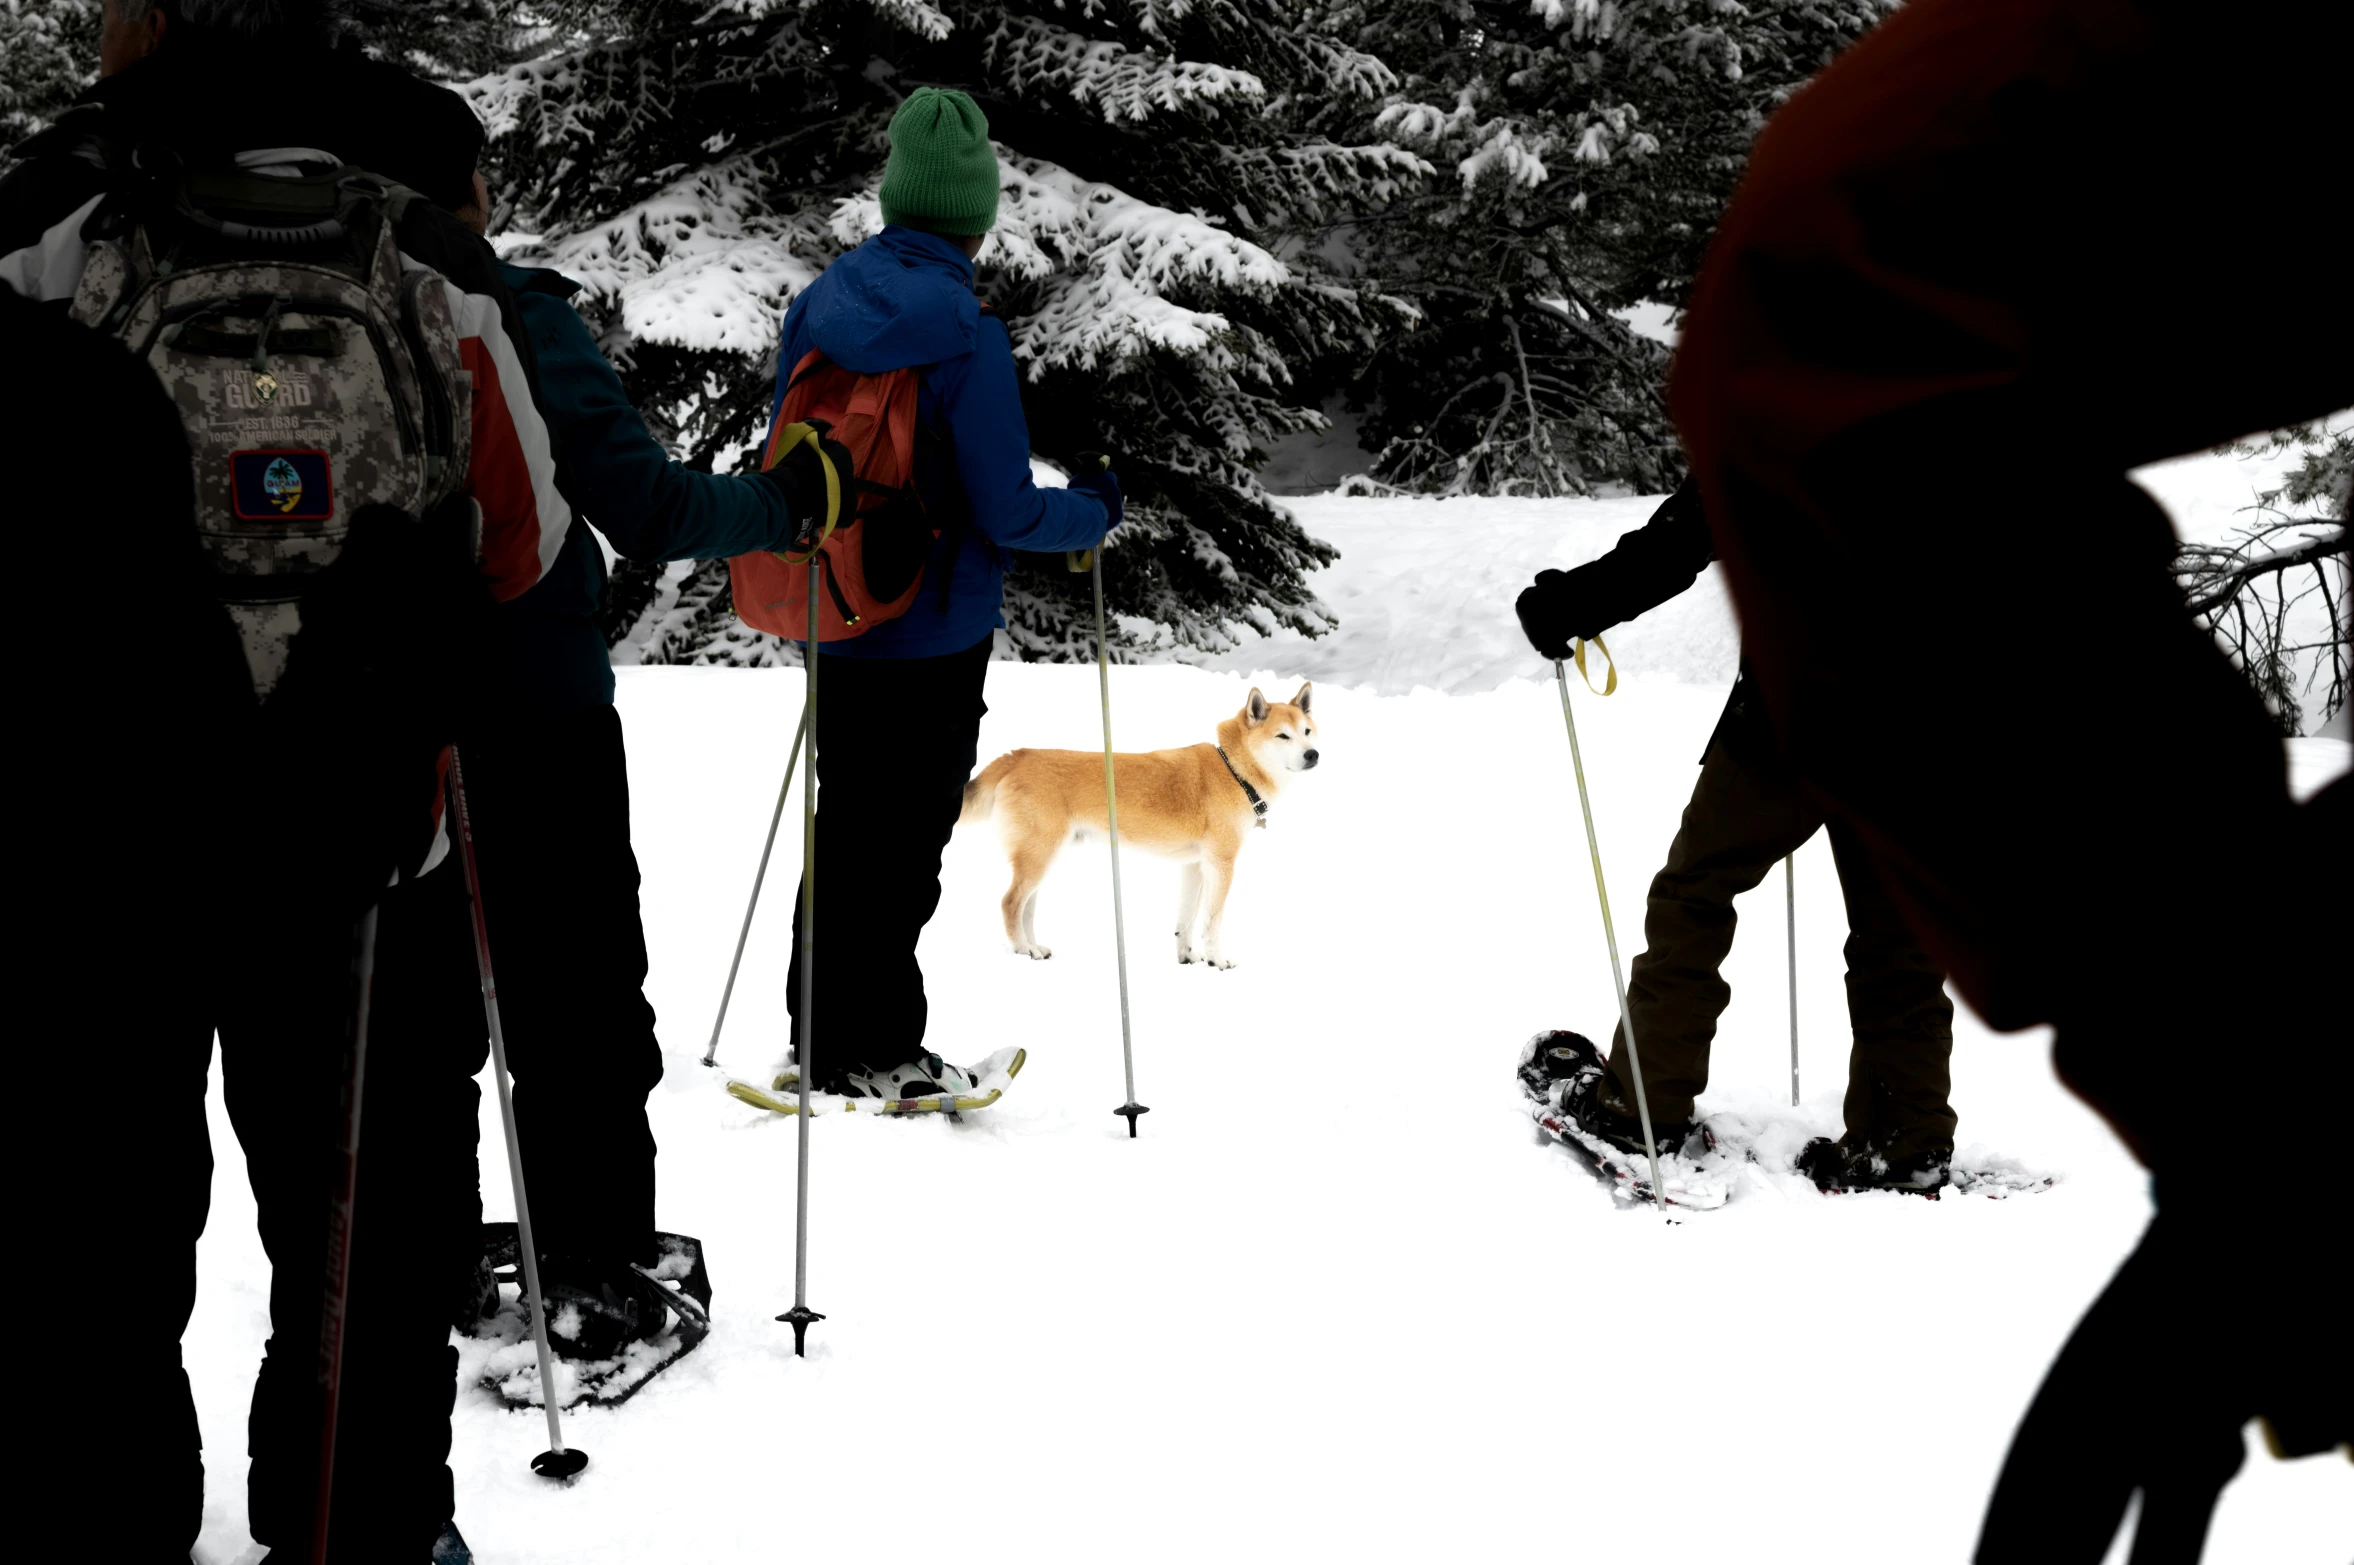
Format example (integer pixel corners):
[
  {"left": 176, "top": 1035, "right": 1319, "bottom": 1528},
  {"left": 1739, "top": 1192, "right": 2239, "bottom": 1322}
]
[
  {"left": 1797, "top": 1136, "right": 1951, "bottom": 1196},
  {"left": 462, "top": 1224, "right": 714, "bottom": 1410},
  {"left": 1518, "top": 1030, "right": 1734, "bottom": 1210},
  {"left": 1519, "top": 1030, "right": 1707, "bottom": 1159},
  {"left": 541, "top": 1258, "right": 690, "bottom": 1361},
  {"left": 832, "top": 1051, "right": 981, "bottom": 1100}
]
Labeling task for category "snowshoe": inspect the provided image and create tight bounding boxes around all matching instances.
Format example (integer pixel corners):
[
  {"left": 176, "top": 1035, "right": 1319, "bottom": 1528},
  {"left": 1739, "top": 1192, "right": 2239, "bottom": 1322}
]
[
  {"left": 727, "top": 1046, "right": 1025, "bottom": 1116},
  {"left": 1946, "top": 1149, "right": 2059, "bottom": 1198},
  {"left": 462, "top": 1226, "right": 713, "bottom": 1411},
  {"left": 1518, "top": 1030, "right": 1738, "bottom": 1211},
  {"left": 1797, "top": 1135, "right": 1950, "bottom": 1196}
]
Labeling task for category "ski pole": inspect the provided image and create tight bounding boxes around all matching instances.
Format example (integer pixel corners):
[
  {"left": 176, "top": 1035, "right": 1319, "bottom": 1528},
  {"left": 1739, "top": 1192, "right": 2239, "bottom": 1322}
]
[
  {"left": 448, "top": 749, "right": 588, "bottom": 1481},
  {"left": 1785, "top": 853, "right": 1800, "bottom": 1107},
  {"left": 1068, "top": 461, "right": 1147, "bottom": 1137},
  {"left": 777, "top": 566, "right": 825, "bottom": 1355},
  {"left": 702, "top": 709, "right": 808, "bottom": 1069},
  {"left": 311, "top": 902, "right": 379, "bottom": 1565},
  {"left": 1552, "top": 645, "right": 1668, "bottom": 1216},
  {"left": 1092, "top": 549, "right": 1147, "bottom": 1137}
]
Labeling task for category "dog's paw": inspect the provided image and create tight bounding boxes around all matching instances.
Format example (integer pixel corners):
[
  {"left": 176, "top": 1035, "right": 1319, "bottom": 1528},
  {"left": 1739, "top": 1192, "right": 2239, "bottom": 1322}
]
[
  {"left": 1201, "top": 953, "right": 1236, "bottom": 971},
  {"left": 1011, "top": 943, "right": 1054, "bottom": 961}
]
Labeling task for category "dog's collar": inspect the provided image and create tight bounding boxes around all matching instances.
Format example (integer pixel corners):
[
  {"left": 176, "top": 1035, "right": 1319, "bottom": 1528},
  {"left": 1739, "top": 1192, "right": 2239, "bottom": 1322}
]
[{"left": 1217, "top": 746, "right": 1269, "bottom": 828}]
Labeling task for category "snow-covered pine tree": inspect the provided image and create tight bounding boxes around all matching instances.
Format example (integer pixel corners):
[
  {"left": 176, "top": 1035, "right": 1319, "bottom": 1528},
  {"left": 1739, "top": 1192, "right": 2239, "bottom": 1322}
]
[
  {"left": 1326, "top": 0, "right": 1890, "bottom": 496},
  {"left": 461, "top": 0, "right": 1422, "bottom": 665},
  {"left": 347, "top": 0, "right": 532, "bottom": 80},
  {"left": 0, "top": 0, "right": 98, "bottom": 171}
]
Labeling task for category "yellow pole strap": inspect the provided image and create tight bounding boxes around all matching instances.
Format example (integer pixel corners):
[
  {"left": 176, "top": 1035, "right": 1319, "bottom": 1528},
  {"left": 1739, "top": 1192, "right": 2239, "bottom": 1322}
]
[
  {"left": 1571, "top": 634, "right": 1616, "bottom": 696},
  {"left": 765, "top": 421, "right": 840, "bottom": 564}
]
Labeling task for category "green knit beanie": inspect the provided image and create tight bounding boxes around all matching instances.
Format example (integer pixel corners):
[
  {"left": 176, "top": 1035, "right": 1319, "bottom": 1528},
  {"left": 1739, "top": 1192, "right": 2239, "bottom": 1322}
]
[{"left": 878, "top": 88, "right": 1001, "bottom": 235}]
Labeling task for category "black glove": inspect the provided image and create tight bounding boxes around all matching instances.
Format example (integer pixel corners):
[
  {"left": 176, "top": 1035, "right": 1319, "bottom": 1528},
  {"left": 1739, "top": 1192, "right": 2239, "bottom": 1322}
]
[
  {"left": 1514, "top": 563, "right": 1609, "bottom": 661},
  {"left": 760, "top": 422, "right": 857, "bottom": 552},
  {"left": 1067, "top": 463, "right": 1123, "bottom": 533}
]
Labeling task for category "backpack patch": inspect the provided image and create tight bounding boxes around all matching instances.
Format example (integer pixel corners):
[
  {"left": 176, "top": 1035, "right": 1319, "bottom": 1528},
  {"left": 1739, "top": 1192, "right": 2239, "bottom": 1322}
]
[{"left": 232, "top": 449, "right": 335, "bottom": 521}]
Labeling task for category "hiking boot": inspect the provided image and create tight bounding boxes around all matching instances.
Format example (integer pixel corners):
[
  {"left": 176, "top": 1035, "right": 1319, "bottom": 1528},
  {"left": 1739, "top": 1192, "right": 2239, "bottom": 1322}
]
[
  {"left": 1573, "top": 1083, "right": 1701, "bottom": 1160},
  {"left": 829, "top": 1052, "right": 981, "bottom": 1101},
  {"left": 1798, "top": 1136, "right": 1951, "bottom": 1194},
  {"left": 1520, "top": 1030, "right": 1698, "bottom": 1158},
  {"left": 538, "top": 1259, "right": 676, "bottom": 1361}
]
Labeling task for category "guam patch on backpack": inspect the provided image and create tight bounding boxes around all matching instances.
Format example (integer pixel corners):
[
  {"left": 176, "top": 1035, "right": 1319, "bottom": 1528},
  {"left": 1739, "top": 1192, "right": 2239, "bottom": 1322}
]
[{"left": 231, "top": 449, "right": 335, "bottom": 521}]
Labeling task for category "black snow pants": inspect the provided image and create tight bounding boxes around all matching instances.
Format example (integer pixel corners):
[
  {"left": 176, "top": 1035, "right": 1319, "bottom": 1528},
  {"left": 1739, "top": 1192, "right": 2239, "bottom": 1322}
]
[
  {"left": 458, "top": 704, "right": 664, "bottom": 1269},
  {"left": 787, "top": 634, "right": 994, "bottom": 1085},
  {"left": 52, "top": 867, "right": 485, "bottom": 1563},
  {"left": 230, "top": 863, "right": 488, "bottom": 1561},
  {"left": 36, "top": 971, "right": 217, "bottom": 1565}
]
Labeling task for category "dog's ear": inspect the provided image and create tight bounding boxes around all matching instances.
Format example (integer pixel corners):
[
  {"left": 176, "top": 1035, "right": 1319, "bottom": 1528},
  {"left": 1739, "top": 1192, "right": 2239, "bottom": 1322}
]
[
  {"left": 1292, "top": 681, "right": 1313, "bottom": 714},
  {"left": 1246, "top": 687, "right": 1269, "bottom": 726}
]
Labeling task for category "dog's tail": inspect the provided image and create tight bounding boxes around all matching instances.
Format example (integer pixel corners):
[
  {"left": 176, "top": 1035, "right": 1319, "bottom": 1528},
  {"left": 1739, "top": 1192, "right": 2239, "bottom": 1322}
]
[{"left": 958, "top": 752, "right": 1019, "bottom": 826}]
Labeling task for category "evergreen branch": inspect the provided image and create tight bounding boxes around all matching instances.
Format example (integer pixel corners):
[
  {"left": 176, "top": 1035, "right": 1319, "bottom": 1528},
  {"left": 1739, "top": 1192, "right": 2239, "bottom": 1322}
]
[{"left": 983, "top": 14, "right": 1265, "bottom": 122}]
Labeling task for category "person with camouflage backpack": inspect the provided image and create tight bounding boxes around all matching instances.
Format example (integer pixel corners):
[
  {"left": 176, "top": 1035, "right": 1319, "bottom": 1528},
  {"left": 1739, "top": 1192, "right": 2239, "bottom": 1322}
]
[{"left": 0, "top": 3, "right": 608, "bottom": 1557}]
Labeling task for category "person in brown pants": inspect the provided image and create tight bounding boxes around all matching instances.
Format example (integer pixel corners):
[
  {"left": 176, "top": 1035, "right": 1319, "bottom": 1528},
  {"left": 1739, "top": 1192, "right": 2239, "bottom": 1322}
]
[
  {"left": 1517, "top": 481, "right": 1956, "bottom": 1189},
  {"left": 1667, "top": 0, "right": 2352, "bottom": 1553}
]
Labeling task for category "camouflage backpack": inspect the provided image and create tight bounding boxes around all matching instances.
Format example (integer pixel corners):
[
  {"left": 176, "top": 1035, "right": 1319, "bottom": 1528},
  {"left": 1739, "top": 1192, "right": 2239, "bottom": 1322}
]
[{"left": 68, "top": 160, "right": 473, "bottom": 696}]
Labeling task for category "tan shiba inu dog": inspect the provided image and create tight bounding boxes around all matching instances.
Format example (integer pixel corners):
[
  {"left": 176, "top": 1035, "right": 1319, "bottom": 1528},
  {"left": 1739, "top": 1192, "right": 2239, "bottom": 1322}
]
[{"left": 958, "top": 683, "right": 1319, "bottom": 968}]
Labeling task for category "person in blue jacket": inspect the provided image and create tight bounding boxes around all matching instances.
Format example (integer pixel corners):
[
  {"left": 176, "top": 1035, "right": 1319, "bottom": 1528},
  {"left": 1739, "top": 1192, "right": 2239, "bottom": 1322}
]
[
  {"left": 774, "top": 87, "right": 1119, "bottom": 1099},
  {"left": 430, "top": 128, "right": 842, "bottom": 1354}
]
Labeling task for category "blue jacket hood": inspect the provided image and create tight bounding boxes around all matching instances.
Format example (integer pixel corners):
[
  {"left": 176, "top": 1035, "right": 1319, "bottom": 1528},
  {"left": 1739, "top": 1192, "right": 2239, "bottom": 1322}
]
[{"left": 792, "top": 226, "right": 980, "bottom": 374}]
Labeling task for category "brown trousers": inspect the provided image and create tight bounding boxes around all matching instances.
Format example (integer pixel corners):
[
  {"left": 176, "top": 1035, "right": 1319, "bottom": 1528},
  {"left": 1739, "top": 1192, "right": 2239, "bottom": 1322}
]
[{"left": 1600, "top": 735, "right": 1956, "bottom": 1160}]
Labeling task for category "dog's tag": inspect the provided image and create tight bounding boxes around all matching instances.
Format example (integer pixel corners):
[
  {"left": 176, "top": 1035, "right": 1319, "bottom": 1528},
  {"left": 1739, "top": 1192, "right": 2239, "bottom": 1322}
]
[{"left": 253, "top": 369, "right": 280, "bottom": 403}]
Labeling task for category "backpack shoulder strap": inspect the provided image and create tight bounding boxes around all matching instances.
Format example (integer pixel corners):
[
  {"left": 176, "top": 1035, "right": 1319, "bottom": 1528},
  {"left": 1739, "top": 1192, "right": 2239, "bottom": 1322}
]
[{"left": 783, "top": 347, "right": 833, "bottom": 397}]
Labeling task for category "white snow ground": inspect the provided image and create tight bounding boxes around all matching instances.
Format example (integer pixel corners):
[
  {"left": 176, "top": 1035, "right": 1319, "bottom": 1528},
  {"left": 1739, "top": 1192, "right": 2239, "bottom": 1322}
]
[{"left": 187, "top": 449, "right": 2350, "bottom": 1563}]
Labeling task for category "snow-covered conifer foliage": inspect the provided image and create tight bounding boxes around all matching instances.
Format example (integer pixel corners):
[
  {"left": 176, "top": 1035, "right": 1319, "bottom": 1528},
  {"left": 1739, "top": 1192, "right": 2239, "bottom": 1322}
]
[
  {"left": 1327, "top": 0, "right": 1890, "bottom": 496},
  {"left": 346, "top": 0, "right": 530, "bottom": 81},
  {"left": 466, "top": 0, "right": 1422, "bottom": 664},
  {"left": 0, "top": 0, "right": 98, "bottom": 164}
]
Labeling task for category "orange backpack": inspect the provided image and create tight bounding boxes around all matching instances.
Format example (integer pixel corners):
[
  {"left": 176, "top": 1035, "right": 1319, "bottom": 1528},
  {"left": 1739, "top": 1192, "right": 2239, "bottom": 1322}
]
[{"left": 728, "top": 349, "right": 943, "bottom": 642}]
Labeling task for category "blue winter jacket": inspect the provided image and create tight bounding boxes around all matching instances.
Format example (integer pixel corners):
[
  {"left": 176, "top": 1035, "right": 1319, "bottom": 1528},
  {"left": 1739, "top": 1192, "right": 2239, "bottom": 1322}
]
[
  {"left": 494, "top": 262, "right": 794, "bottom": 712},
  {"left": 771, "top": 226, "right": 1111, "bottom": 659}
]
